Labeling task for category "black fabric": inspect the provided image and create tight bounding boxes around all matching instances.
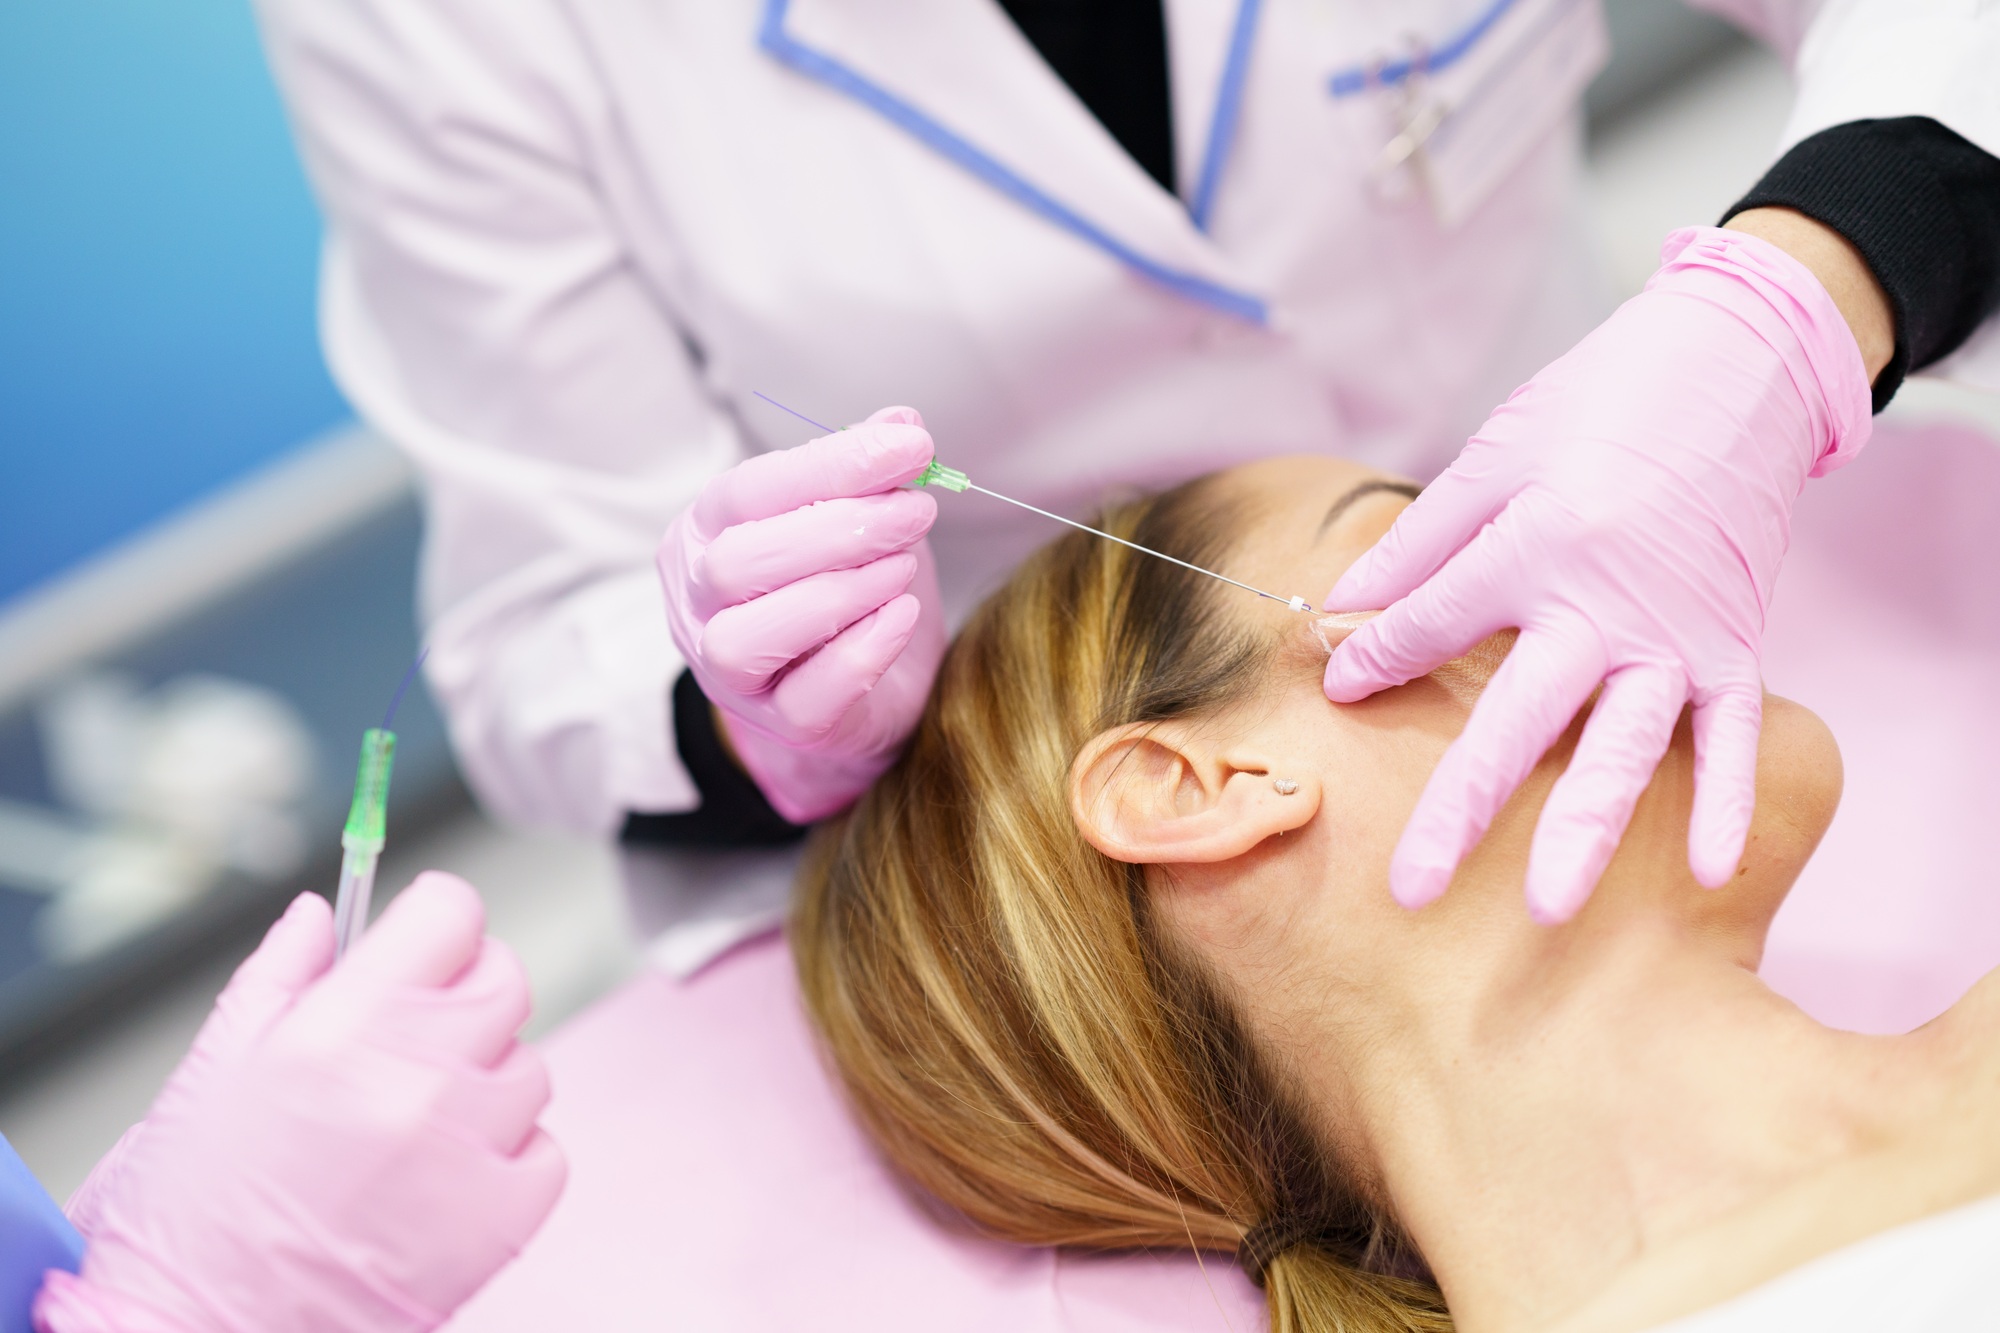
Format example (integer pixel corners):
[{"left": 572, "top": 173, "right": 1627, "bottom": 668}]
[
  {"left": 1727, "top": 117, "right": 2000, "bottom": 412},
  {"left": 997, "top": 0, "right": 1176, "bottom": 195},
  {"left": 619, "top": 670, "right": 810, "bottom": 849}
]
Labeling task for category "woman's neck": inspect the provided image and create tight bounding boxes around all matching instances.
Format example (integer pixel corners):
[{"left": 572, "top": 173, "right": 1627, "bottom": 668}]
[{"left": 1308, "top": 915, "right": 1938, "bottom": 1333}]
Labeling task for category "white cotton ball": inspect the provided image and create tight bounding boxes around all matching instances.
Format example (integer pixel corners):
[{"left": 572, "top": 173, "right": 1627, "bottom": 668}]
[
  {"left": 29, "top": 672, "right": 322, "bottom": 961},
  {"left": 37, "top": 672, "right": 151, "bottom": 821},
  {"left": 129, "top": 676, "right": 316, "bottom": 864},
  {"left": 222, "top": 805, "right": 310, "bottom": 881}
]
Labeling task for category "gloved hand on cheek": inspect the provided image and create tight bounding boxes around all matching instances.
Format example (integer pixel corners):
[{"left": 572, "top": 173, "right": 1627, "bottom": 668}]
[{"left": 1323, "top": 227, "right": 1875, "bottom": 924}]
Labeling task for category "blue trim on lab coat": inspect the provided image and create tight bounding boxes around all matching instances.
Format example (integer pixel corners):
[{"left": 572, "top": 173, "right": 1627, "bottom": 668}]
[
  {"left": 1326, "top": 0, "right": 1520, "bottom": 96},
  {"left": 758, "top": 0, "right": 1269, "bottom": 324},
  {"left": 1, "top": 1134, "right": 83, "bottom": 1333},
  {"left": 1186, "top": 0, "right": 1265, "bottom": 233}
]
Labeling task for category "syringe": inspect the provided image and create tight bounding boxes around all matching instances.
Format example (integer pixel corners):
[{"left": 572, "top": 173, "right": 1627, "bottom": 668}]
[
  {"left": 331, "top": 650, "right": 424, "bottom": 957},
  {"left": 332, "top": 727, "right": 395, "bottom": 957},
  {"left": 752, "top": 393, "right": 1312, "bottom": 613}
]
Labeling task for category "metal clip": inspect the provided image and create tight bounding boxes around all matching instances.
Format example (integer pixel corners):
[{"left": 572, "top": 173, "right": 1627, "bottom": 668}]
[{"left": 1369, "top": 38, "right": 1448, "bottom": 200}]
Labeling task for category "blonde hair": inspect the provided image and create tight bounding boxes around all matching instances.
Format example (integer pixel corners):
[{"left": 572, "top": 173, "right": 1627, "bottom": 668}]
[{"left": 795, "top": 476, "right": 1451, "bottom": 1332}]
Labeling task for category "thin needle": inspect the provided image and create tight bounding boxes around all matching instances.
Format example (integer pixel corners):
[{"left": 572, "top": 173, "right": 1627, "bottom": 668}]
[
  {"left": 750, "top": 391, "right": 1310, "bottom": 612},
  {"left": 961, "top": 483, "right": 1309, "bottom": 612}
]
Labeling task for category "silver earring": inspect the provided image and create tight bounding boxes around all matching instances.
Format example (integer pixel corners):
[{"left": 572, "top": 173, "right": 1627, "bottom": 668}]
[{"left": 1273, "top": 778, "right": 1299, "bottom": 795}]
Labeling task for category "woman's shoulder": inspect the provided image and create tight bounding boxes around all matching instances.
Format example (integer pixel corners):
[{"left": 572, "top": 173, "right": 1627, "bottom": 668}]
[
  {"left": 1549, "top": 985, "right": 2000, "bottom": 1333},
  {"left": 1644, "top": 1190, "right": 2000, "bottom": 1332}
]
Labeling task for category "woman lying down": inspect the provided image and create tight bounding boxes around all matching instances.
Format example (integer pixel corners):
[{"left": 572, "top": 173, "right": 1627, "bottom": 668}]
[{"left": 792, "top": 456, "right": 2000, "bottom": 1333}]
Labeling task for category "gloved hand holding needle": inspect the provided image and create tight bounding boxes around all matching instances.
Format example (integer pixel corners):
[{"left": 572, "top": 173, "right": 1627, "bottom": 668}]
[
  {"left": 32, "top": 873, "right": 566, "bottom": 1333},
  {"left": 655, "top": 400, "right": 1321, "bottom": 829},
  {"left": 657, "top": 405, "right": 948, "bottom": 826}
]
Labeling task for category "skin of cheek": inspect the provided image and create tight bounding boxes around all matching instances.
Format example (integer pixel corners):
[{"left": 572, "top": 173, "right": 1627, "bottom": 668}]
[
  {"left": 1160, "top": 666, "right": 1535, "bottom": 1013},
  {"left": 1143, "top": 671, "right": 1530, "bottom": 1173},
  {"left": 1158, "top": 612, "right": 1840, "bottom": 1023},
  {"left": 1274, "top": 628, "right": 1541, "bottom": 920},
  {"left": 1175, "top": 646, "right": 1667, "bottom": 1029}
]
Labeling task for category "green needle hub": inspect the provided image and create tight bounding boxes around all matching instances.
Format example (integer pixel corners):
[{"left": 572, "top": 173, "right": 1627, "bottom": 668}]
[{"left": 914, "top": 460, "right": 970, "bottom": 492}]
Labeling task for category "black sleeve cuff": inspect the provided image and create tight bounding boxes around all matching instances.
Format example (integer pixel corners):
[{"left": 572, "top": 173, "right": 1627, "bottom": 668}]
[
  {"left": 1726, "top": 117, "right": 2000, "bottom": 413},
  {"left": 619, "top": 670, "right": 810, "bottom": 849}
]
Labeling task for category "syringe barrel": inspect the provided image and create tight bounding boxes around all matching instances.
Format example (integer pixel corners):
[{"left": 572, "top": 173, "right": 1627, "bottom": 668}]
[
  {"left": 334, "top": 728, "right": 396, "bottom": 956},
  {"left": 332, "top": 847, "right": 379, "bottom": 957}
]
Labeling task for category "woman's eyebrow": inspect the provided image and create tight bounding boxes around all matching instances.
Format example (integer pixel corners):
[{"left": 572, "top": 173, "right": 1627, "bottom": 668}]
[{"left": 1316, "top": 480, "right": 1423, "bottom": 539}]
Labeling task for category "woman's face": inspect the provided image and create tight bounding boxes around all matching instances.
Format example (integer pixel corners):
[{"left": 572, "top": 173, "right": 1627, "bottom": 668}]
[{"left": 1107, "top": 454, "right": 1843, "bottom": 1093}]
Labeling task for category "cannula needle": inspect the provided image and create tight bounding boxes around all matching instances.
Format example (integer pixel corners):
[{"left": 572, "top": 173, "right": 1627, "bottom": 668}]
[{"left": 752, "top": 393, "right": 1312, "bottom": 612}]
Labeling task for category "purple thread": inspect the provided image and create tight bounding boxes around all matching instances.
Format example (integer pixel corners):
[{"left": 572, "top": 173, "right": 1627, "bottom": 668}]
[
  {"left": 752, "top": 391, "right": 837, "bottom": 435},
  {"left": 383, "top": 647, "right": 429, "bottom": 731}
]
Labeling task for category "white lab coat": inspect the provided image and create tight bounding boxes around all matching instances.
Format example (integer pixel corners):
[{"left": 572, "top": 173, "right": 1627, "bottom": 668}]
[{"left": 254, "top": 0, "right": 2000, "bottom": 835}]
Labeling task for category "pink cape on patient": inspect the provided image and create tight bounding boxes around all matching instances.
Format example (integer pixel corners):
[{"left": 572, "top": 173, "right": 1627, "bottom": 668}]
[
  {"left": 445, "top": 418, "right": 2000, "bottom": 1332},
  {"left": 444, "top": 932, "right": 1267, "bottom": 1331}
]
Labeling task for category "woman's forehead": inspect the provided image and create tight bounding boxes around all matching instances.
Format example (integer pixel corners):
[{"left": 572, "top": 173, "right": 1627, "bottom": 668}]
[
  {"left": 1216, "top": 457, "right": 1417, "bottom": 553},
  {"left": 1192, "top": 457, "right": 1421, "bottom": 644}
]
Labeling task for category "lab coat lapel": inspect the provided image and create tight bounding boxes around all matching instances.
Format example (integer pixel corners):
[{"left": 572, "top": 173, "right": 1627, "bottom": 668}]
[
  {"left": 1165, "top": 0, "right": 1259, "bottom": 229},
  {"left": 762, "top": 0, "right": 1265, "bottom": 320}
]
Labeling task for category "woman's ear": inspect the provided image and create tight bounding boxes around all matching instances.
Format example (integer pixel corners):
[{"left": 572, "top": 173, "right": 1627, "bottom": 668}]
[{"left": 1069, "top": 720, "right": 1320, "bottom": 864}]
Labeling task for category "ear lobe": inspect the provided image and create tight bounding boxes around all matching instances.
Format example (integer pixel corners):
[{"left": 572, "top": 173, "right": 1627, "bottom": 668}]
[{"left": 1069, "top": 722, "right": 1320, "bottom": 865}]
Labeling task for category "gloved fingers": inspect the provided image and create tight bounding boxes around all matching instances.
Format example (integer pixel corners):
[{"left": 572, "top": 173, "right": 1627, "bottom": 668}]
[
  {"left": 441, "top": 940, "right": 533, "bottom": 1066},
  {"left": 864, "top": 404, "right": 924, "bottom": 427},
  {"left": 762, "top": 594, "right": 923, "bottom": 740},
  {"left": 1523, "top": 664, "right": 1688, "bottom": 924},
  {"left": 493, "top": 1126, "right": 568, "bottom": 1250},
  {"left": 1322, "top": 520, "right": 1518, "bottom": 703},
  {"left": 182, "top": 893, "right": 336, "bottom": 1078},
  {"left": 385, "top": 1124, "right": 569, "bottom": 1274},
  {"left": 1687, "top": 686, "right": 1763, "bottom": 888},
  {"left": 236, "top": 893, "right": 337, "bottom": 998},
  {"left": 697, "top": 553, "right": 919, "bottom": 699},
  {"left": 692, "top": 491, "right": 935, "bottom": 615},
  {"left": 429, "top": 1043, "right": 554, "bottom": 1157},
  {"left": 343, "top": 871, "right": 487, "bottom": 989},
  {"left": 355, "top": 1124, "right": 568, "bottom": 1321},
  {"left": 377, "top": 939, "right": 535, "bottom": 1070},
  {"left": 1321, "top": 464, "right": 1505, "bottom": 614},
  {"left": 689, "top": 419, "right": 934, "bottom": 538},
  {"left": 29, "top": 1270, "right": 132, "bottom": 1333},
  {"left": 1390, "top": 626, "right": 1606, "bottom": 910}
]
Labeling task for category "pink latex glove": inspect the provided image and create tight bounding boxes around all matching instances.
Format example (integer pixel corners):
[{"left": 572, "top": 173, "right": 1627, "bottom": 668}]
[
  {"left": 659, "top": 405, "right": 947, "bottom": 824},
  {"left": 37, "top": 873, "right": 565, "bottom": 1333},
  {"left": 1322, "top": 227, "right": 1874, "bottom": 923}
]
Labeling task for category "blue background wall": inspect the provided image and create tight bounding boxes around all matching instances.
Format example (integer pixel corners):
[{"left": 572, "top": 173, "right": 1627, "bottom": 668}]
[{"left": 0, "top": 0, "right": 349, "bottom": 604}]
